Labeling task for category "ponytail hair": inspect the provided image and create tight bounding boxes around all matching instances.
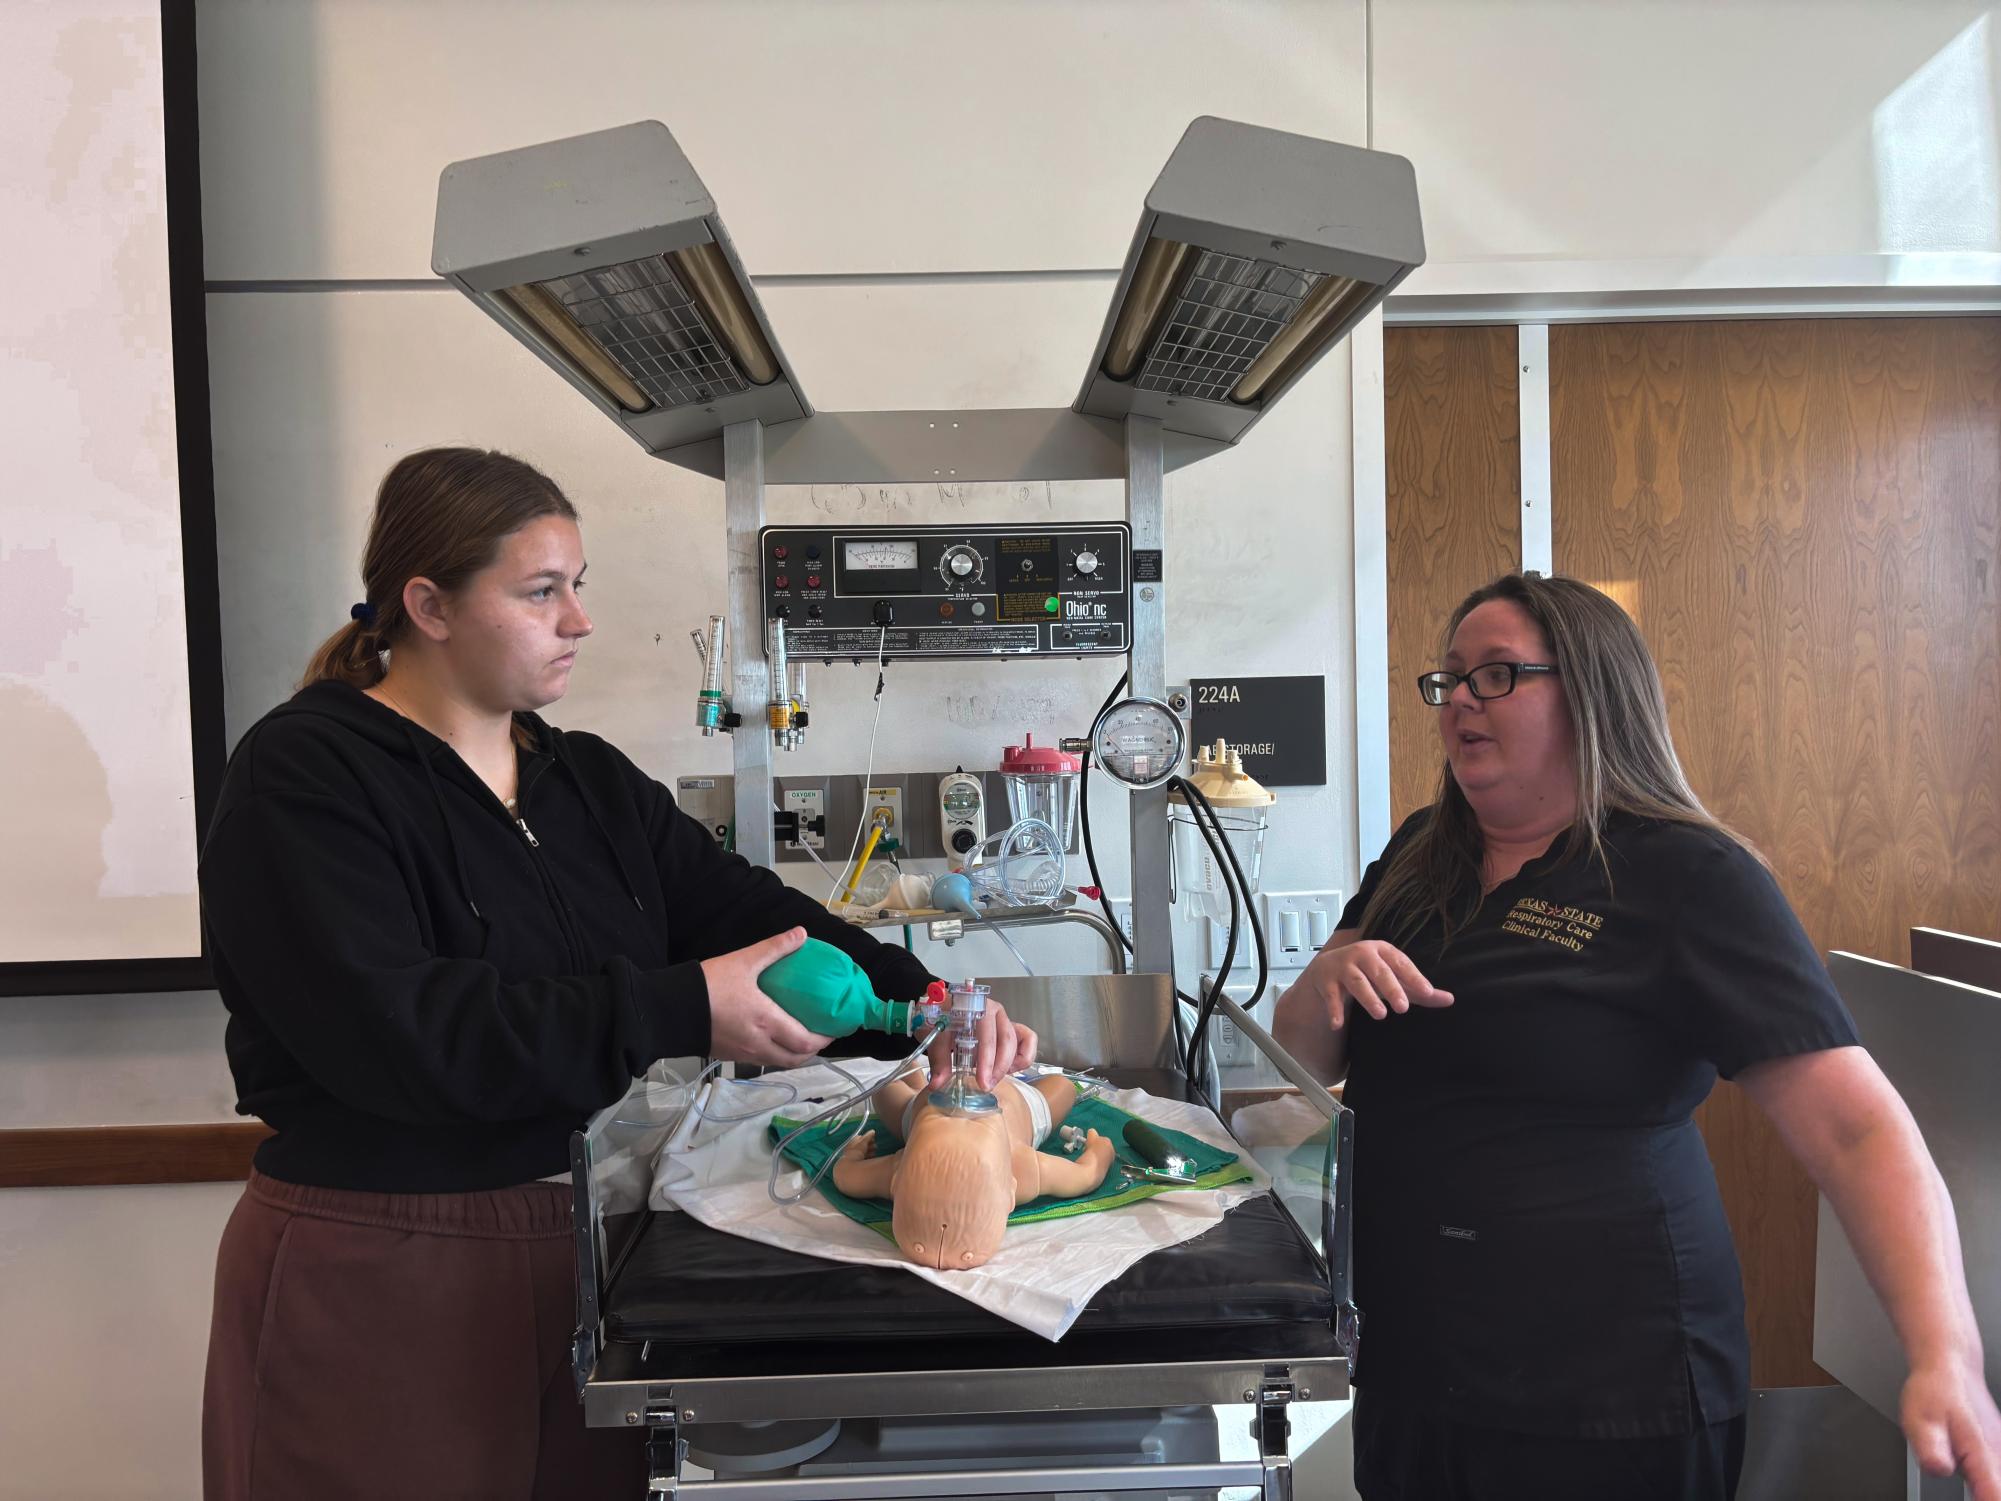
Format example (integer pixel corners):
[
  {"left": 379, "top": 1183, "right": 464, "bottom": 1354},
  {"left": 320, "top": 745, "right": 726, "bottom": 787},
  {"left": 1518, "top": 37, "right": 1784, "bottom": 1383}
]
[{"left": 299, "top": 448, "right": 577, "bottom": 691}]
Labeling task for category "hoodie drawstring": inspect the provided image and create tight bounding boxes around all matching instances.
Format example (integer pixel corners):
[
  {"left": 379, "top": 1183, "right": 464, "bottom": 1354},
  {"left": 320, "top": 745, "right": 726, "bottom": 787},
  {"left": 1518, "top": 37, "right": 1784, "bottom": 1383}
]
[
  {"left": 402, "top": 719, "right": 483, "bottom": 921},
  {"left": 554, "top": 740, "right": 647, "bottom": 914}
]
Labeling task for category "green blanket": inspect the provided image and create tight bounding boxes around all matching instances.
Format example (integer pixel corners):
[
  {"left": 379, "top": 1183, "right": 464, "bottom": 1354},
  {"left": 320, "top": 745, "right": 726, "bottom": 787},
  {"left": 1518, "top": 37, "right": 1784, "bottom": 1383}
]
[{"left": 771, "top": 1088, "right": 1251, "bottom": 1241}]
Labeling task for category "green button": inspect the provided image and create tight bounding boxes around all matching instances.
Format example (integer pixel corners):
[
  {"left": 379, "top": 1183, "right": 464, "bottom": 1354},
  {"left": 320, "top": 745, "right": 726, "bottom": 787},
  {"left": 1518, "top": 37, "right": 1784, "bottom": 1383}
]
[{"left": 1044, "top": 595, "right": 1060, "bottom": 614}]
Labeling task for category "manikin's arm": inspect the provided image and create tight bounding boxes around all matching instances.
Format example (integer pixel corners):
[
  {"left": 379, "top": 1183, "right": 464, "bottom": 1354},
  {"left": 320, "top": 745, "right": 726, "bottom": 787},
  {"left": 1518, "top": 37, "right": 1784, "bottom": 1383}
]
[
  {"left": 830, "top": 1129, "right": 902, "bottom": 1200},
  {"left": 1012, "top": 1129, "right": 1115, "bottom": 1204}
]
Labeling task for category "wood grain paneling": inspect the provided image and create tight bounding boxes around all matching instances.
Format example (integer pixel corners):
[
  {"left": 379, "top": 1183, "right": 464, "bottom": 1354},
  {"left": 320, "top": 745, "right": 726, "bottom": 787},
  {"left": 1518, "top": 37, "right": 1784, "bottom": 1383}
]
[
  {"left": 0, "top": 1123, "right": 269, "bottom": 1187},
  {"left": 1385, "top": 326, "right": 1522, "bottom": 829},
  {"left": 1551, "top": 316, "right": 2001, "bottom": 1387}
]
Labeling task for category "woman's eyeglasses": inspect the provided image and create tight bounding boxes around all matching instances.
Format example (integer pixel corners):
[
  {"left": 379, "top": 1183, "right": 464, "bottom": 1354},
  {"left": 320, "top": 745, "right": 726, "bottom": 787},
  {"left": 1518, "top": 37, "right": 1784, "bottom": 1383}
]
[{"left": 1417, "top": 662, "right": 1559, "bottom": 706}]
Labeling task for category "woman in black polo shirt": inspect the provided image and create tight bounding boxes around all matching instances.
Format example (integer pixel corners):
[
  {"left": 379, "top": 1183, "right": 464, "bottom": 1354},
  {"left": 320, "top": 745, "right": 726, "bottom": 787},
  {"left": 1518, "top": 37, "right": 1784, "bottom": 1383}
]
[{"left": 1274, "top": 572, "right": 2000, "bottom": 1501}]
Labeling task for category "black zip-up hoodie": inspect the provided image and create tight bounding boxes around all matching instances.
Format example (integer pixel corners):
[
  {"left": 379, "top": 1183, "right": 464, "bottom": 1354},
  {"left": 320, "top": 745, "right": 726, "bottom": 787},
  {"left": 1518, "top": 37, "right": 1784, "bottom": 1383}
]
[{"left": 200, "top": 680, "right": 935, "bottom": 1193}]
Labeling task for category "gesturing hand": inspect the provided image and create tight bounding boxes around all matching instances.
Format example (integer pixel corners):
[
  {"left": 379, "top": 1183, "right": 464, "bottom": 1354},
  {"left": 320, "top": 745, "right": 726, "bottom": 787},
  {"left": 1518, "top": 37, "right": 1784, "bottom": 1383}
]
[
  {"left": 1294, "top": 938, "right": 1454, "bottom": 1027},
  {"left": 1903, "top": 1361, "right": 2001, "bottom": 1501}
]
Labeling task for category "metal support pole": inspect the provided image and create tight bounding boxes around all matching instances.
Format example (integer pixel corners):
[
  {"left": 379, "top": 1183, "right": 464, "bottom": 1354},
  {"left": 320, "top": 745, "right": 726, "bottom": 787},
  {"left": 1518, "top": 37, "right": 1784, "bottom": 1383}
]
[
  {"left": 725, "top": 420, "right": 773, "bottom": 868},
  {"left": 1125, "top": 415, "right": 1175, "bottom": 979}
]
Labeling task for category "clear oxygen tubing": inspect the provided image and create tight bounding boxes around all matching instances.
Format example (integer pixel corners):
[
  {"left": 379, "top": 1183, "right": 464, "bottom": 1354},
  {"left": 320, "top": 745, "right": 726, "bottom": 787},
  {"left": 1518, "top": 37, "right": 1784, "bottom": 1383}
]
[{"left": 765, "top": 1011, "right": 948, "bottom": 1206}]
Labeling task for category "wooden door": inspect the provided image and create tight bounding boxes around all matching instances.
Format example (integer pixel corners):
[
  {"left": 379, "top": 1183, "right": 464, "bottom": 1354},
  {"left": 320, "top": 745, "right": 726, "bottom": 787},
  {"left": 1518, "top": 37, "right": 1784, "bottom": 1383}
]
[
  {"left": 1384, "top": 326, "right": 1522, "bottom": 833},
  {"left": 1550, "top": 316, "right": 2001, "bottom": 1384}
]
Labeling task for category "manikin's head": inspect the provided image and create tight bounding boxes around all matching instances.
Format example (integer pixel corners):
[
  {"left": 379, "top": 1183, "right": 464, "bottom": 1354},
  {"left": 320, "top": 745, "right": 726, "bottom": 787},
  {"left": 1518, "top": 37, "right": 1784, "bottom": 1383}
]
[{"left": 891, "top": 1112, "right": 1014, "bottom": 1270}]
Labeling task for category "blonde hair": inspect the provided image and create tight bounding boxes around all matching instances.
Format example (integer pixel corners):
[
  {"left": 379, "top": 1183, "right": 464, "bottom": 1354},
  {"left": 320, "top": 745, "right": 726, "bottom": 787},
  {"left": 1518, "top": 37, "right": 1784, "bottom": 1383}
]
[{"left": 1360, "top": 572, "right": 1758, "bottom": 944}]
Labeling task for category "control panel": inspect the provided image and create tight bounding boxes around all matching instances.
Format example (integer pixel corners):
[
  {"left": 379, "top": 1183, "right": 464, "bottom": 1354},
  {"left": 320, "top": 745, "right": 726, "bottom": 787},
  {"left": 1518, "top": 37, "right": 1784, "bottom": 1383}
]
[{"left": 759, "top": 523, "right": 1131, "bottom": 660}]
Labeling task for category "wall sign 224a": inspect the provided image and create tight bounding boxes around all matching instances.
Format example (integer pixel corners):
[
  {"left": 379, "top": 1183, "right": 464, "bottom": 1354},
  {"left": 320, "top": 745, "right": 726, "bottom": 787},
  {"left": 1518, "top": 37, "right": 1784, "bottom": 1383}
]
[{"left": 1187, "top": 674, "right": 1327, "bottom": 788}]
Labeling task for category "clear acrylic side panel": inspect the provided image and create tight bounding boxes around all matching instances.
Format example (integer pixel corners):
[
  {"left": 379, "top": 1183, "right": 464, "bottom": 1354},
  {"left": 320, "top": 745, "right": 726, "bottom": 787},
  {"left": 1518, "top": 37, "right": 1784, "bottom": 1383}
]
[
  {"left": 1219, "top": 1004, "right": 1360, "bottom": 1360},
  {"left": 570, "top": 1059, "right": 707, "bottom": 1395},
  {"left": 1223, "top": 1090, "right": 1344, "bottom": 1261}
]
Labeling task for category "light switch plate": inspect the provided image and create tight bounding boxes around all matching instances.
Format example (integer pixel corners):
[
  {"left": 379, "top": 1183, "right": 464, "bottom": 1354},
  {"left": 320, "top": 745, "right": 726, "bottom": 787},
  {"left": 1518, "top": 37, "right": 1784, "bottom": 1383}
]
[{"left": 1261, "top": 890, "right": 1344, "bottom": 965}]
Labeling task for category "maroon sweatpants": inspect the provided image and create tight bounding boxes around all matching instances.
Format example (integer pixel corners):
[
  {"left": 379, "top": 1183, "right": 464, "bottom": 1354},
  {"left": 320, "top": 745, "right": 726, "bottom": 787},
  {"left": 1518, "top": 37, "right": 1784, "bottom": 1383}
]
[{"left": 203, "top": 1170, "right": 647, "bottom": 1500}]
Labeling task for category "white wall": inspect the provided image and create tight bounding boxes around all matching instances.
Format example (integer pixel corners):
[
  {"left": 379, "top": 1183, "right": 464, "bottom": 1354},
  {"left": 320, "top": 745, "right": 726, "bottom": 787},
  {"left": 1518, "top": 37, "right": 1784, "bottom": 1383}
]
[
  {"left": 1377, "top": 0, "right": 2001, "bottom": 298},
  {"left": 16, "top": 3, "right": 2001, "bottom": 1496},
  {"left": 195, "top": 0, "right": 1366, "bottom": 278}
]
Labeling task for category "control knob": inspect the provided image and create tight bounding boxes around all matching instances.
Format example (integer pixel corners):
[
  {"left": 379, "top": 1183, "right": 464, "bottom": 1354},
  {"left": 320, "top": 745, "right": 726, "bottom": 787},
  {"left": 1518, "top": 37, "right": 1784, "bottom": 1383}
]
[
  {"left": 939, "top": 545, "right": 982, "bottom": 585},
  {"left": 1074, "top": 549, "right": 1101, "bottom": 577}
]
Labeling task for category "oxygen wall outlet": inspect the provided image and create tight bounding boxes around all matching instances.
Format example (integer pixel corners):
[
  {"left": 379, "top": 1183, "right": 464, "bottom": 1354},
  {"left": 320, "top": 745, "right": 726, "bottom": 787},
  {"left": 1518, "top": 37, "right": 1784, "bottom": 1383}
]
[
  {"left": 1261, "top": 891, "right": 1343, "bottom": 964},
  {"left": 780, "top": 787, "right": 826, "bottom": 849}
]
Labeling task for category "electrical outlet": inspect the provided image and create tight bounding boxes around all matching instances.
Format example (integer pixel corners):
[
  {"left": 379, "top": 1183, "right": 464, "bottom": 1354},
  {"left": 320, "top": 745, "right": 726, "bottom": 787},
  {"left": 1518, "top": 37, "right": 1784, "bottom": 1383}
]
[
  {"left": 1261, "top": 890, "right": 1344, "bottom": 965},
  {"left": 780, "top": 787, "right": 825, "bottom": 849},
  {"left": 1205, "top": 917, "right": 1234, "bottom": 970},
  {"left": 1108, "top": 898, "right": 1136, "bottom": 945},
  {"left": 1198, "top": 975, "right": 1281, "bottom": 1067}
]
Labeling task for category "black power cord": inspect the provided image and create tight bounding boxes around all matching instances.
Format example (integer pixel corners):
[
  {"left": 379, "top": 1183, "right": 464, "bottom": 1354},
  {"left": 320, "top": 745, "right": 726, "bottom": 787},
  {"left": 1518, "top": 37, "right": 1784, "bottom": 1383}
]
[
  {"left": 1172, "top": 774, "right": 1270, "bottom": 1102},
  {"left": 1170, "top": 774, "right": 1238, "bottom": 1098},
  {"left": 1077, "top": 671, "right": 1133, "bottom": 950},
  {"left": 1072, "top": 671, "right": 1270, "bottom": 1091}
]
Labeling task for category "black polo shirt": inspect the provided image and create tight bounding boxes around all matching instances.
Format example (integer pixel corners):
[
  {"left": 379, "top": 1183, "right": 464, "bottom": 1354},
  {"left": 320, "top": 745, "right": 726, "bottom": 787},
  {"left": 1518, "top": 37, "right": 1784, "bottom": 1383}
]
[{"left": 1337, "top": 809, "right": 1858, "bottom": 1439}]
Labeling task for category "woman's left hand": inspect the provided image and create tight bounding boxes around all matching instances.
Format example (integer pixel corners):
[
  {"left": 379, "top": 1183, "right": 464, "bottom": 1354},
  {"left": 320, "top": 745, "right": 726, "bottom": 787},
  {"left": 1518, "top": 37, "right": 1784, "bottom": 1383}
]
[
  {"left": 927, "top": 999, "right": 1038, "bottom": 1090},
  {"left": 1902, "top": 1360, "right": 2001, "bottom": 1499}
]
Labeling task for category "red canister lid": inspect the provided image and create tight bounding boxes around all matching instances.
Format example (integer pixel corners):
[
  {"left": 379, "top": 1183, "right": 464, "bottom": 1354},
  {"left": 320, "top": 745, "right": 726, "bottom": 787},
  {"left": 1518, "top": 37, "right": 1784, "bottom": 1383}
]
[{"left": 1000, "top": 733, "right": 1081, "bottom": 774}]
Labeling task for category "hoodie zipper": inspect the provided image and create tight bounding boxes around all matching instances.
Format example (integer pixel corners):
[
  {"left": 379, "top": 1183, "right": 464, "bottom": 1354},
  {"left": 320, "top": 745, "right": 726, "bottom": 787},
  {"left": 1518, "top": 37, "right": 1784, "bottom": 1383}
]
[{"left": 493, "top": 785, "right": 590, "bottom": 971}]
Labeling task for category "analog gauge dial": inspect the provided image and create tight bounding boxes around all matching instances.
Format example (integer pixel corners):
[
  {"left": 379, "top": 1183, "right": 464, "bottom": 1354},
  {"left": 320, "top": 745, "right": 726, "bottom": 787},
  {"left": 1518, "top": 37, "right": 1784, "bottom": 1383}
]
[
  {"left": 1090, "top": 697, "right": 1187, "bottom": 790},
  {"left": 842, "top": 539, "right": 919, "bottom": 571}
]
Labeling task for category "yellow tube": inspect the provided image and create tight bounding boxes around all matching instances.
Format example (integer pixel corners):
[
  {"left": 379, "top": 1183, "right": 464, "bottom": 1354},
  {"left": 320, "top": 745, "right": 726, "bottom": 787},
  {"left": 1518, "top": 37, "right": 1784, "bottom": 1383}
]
[{"left": 840, "top": 821, "right": 888, "bottom": 905}]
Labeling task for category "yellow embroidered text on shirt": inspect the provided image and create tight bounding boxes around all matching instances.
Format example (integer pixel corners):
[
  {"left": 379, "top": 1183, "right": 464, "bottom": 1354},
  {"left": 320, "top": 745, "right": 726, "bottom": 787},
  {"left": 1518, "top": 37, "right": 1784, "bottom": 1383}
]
[{"left": 1499, "top": 896, "right": 1604, "bottom": 953}]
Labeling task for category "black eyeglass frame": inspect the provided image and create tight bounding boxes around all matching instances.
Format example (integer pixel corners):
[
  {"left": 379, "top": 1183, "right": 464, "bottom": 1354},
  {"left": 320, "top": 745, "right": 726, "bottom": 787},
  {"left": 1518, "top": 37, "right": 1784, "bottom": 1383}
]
[{"left": 1416, "top": 662, "right": 1560, "bottom": 706}]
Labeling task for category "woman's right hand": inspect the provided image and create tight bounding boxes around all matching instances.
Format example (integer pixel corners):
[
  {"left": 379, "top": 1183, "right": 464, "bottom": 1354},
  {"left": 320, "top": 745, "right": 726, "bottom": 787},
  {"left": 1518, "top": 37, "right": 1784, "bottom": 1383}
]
[
  {"left": 701, "top": 927, "right": 834, "bottom": 1068},
  {"left": 1294, "top": 938, "right": 1454, "bottom": 1028}
]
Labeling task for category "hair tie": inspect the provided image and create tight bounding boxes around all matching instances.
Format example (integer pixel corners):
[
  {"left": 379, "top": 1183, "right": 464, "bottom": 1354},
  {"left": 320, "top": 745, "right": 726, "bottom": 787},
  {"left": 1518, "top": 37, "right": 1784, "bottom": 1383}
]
[{"left": 350, "top": 601, "right": 378, "bottom": 626}]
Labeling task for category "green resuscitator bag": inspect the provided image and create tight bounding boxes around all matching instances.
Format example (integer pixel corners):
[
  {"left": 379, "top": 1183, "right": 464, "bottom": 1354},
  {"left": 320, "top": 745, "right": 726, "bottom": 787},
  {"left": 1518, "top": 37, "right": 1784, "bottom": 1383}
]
[{"left": 757, "top": 937, "right": 928, "bottom": 1038}]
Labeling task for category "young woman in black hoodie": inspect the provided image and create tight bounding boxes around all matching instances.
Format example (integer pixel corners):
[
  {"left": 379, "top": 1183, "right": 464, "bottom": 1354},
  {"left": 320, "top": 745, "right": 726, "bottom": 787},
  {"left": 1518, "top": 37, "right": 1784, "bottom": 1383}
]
[{"left": 199, "top": 448, "right": 1036, "bottom": 1499}]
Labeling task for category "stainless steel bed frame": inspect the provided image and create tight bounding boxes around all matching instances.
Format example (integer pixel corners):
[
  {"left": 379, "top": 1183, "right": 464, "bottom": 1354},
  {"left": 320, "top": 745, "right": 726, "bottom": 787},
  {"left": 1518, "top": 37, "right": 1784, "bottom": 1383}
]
[{"left": 569, "top": 974, "right": 1355, "bottom": 1499}]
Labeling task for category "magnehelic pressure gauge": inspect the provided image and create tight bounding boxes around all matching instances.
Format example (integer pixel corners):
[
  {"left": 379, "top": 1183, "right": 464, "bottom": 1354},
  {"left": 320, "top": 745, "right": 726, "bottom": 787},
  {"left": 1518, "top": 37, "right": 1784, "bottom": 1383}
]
[{"left": 1089, "top": 698, "right": 1187, "bottom": 790}]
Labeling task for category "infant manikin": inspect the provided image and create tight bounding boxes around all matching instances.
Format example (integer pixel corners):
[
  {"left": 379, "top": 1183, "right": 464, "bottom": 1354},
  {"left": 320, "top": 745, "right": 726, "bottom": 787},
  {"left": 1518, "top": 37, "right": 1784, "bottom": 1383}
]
[{"left": 832, "top": 1059, "right": 1116, "bottom": 1270}]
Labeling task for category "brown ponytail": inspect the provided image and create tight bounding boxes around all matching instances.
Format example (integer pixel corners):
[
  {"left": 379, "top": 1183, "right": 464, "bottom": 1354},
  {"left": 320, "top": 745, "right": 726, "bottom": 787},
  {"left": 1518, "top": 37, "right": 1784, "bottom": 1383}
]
[{"left": 299, "top": 448, "right": 577, "bottom": 692}]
